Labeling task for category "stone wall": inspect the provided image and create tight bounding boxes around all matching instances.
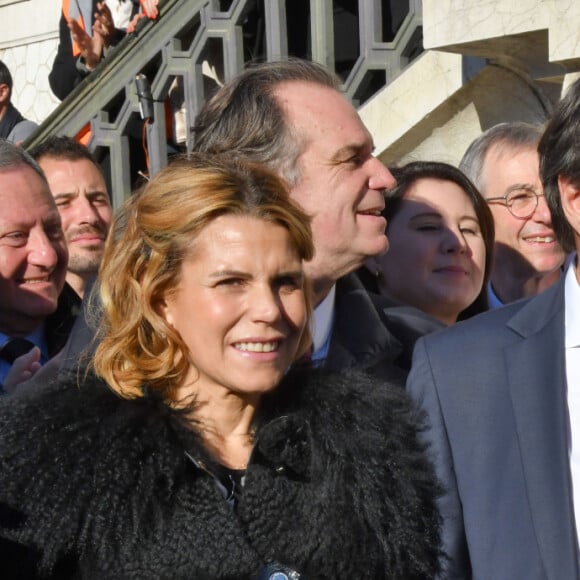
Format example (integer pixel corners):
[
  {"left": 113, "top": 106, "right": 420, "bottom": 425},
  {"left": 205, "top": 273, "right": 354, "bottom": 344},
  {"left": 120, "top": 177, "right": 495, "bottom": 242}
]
[
  {"left": 362, "top": 0, "right": 580, "bottom": 166},
  {"left": 0, "top": 0, "right": 60, "bottom": 123}
]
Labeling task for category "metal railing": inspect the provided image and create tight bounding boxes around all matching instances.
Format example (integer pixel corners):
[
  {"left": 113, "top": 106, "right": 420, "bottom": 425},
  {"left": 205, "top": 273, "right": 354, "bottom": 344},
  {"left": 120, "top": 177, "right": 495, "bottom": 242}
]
[{"left": 26, "top": 0, "right": 423, "bottom": 206}]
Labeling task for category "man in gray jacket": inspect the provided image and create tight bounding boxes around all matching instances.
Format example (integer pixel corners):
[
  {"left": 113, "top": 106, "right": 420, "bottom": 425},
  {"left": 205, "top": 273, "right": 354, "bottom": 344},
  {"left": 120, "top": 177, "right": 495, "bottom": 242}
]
[{"left": 407, "top": 77, "right": 580, "bottom": 579}]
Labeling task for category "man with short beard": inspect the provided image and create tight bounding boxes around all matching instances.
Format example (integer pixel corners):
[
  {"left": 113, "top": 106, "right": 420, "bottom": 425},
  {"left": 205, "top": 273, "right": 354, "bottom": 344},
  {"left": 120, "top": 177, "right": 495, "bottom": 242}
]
[{"left": 30, "top": 136, "right": 112, "bottom": 300}]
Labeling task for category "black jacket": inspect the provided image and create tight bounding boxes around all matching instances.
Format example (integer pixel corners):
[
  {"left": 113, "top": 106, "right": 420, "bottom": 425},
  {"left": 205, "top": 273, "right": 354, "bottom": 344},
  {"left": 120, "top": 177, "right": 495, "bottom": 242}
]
[
  {"left": 45, "top": 282, "right": 81, "bottom": 358},
  {"left": 0, "top": 367, "right": 441, "bottom": 579},
  {"left": 49, "top": 0, "right": 139, "bottom": 100},
  {"left": 326, "top": 274, "right": 443, "bottom": 380}
]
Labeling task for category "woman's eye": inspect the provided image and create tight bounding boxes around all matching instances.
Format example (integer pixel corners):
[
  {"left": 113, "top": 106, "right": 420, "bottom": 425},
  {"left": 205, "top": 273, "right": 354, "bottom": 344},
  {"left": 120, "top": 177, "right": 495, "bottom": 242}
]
[
  {"left": 216, "top": 278, "right": 243, "bottom": 287},
  {"left": 460, "top": 224, "right": 480, "bottom": 235},
  {"left": 415, "top": 224, "right": 439, "bottom": 231},
  {"left": 277, "top": 276, "right": 301, "bottom": 290}
]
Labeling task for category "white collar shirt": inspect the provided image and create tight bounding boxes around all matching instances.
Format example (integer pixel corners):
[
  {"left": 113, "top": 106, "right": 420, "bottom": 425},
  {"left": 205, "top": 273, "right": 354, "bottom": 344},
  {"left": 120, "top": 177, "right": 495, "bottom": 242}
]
[
  {"left": 564, "top": 254, "right": 580, "bottom": 546},
  {"left": 311, "top": 285, "right": 336, "bottom": 364}
]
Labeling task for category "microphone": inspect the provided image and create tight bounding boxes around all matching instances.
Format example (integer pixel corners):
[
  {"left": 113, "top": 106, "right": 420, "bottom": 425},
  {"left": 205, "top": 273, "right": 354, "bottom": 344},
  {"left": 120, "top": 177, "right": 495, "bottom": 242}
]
[{"left": 135, "top": 73, "right": 154, "bottom": 121}]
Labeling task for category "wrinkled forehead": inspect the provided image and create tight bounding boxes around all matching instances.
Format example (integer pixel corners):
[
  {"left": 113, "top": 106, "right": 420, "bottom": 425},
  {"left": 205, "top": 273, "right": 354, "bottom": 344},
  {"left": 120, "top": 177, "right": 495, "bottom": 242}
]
[
  {"left": 276, "top": 81, "right": 367, "bottom": 130},
  {"left": 275, "top": 81, "right": 373, "bottom": 160},
  {"left": 0, "top": 165, "right": 58, "bottom": 222},
  {"left": 482, "top": 143, "right": 540, "bottom": 189},
  {"left": 487, "top": 140, "right": 539, "bottom": 163}
]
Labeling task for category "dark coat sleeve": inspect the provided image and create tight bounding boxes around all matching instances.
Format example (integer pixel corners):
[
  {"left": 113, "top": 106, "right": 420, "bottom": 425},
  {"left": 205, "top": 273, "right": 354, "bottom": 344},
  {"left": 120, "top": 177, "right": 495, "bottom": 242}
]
[
  {"left": 48, "top": 2, "right": 135, "bottom": 101},
  {"left": 49, "top": 10, "right": 86, "bottom": 101}
]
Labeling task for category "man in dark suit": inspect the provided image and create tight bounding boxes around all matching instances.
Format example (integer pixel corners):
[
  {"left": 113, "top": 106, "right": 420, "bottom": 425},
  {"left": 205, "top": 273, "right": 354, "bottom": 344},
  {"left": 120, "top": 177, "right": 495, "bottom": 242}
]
[
  {"left": 407, "top": 76, "right": 580, "bottom": 579},
  {"left": 194, "top": 59, "right": 440, "bottom": 378},
  {"left": 0, "top": 141, "right": 70, "bottom": 391}
]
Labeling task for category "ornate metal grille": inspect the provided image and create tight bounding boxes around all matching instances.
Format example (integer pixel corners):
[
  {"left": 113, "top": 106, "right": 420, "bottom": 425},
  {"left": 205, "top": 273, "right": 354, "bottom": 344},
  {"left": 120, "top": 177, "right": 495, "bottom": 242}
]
[{"left": 27, "top": 0, "right": 423, "bottom": 206}]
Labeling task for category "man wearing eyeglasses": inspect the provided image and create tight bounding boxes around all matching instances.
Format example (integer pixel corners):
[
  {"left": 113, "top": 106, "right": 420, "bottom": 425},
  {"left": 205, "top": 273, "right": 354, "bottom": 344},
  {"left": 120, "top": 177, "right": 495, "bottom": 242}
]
[
  {"left": 407, "top": 80, "right": 580, "bottom": 578},
  {"left": 460, "top": 122, "right": 566, "bottom": 306}
]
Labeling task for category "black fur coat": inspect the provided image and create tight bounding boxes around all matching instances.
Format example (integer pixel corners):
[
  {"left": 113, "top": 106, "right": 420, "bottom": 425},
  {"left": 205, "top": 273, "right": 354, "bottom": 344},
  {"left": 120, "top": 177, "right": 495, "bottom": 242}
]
[{"left": 0, "top": 368, "right": 441, "bottom": 579}]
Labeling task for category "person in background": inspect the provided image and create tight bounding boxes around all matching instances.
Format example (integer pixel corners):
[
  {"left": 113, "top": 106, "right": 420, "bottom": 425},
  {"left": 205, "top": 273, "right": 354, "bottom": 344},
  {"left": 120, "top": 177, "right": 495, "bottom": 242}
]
[
  {"left": 194, "top": 58, "right": 441, "bottom": 379},
  {"left": 361, "top": 161, "right": 494, "bottom": 325},
  {"left": 0, "top": 140, "right": 69, "bottom": 391},
  {"left": 0, "top": 154, "right": 441, "bottom": 579},
  {"left": 9, "top": 57, "right": 444, "bottom": 402},
  {"left": 0, "top": 61, "right": 38, "bottom": 145},
  {"left": 30, "top": 136, "right": 113, "bottom": 300},
  {"left": 49, "top": 0, "right": 158, "bottom": 101},
  {"left": 407, "top": 78, "right": 580, "bottom": 578},
  {"left": 460, "top": 121, "right": 566, "bottom": 307}
]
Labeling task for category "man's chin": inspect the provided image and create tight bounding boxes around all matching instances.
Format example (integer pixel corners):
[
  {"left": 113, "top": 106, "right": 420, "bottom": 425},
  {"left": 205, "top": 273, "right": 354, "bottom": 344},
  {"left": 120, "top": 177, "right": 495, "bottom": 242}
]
[
  {"left": 526, "top": 251, "right": 566, "bottom": 276},
  {"left": 67, "top": 252, "right": 104, "bottom": 276},
  {"left": 363, "top": 236, "right": 389, "bottom": 259}
]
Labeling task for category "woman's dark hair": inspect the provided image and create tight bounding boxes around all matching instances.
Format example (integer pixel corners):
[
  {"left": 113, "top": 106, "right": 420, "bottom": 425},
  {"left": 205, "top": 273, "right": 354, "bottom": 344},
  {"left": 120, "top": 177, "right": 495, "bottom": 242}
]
[
  {"left": 539, "top": 78, "right": 580, "bottom": 254},
  {"left": 386, "top": 161, "right": 495, "bottom": 320}
]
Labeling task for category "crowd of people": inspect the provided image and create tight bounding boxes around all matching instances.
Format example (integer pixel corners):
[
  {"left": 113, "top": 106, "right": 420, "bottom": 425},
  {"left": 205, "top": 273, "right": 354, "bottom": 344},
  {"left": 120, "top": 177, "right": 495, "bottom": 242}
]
[{"left": 0, "top": 25, "right": 579, "bottom": 580}]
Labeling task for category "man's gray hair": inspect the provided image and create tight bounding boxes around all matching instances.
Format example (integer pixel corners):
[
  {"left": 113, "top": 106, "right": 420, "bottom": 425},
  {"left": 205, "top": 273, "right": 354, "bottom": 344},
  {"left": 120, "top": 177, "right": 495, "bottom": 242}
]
[
  {"left": 459, "top": 122, "right": 544, "bottom": 194},
  {"left": 193, "top": 58, "right": 341, "bottom": 185},
  {"left": 0, "top": 139, "right": 47, "bottom": 183}
]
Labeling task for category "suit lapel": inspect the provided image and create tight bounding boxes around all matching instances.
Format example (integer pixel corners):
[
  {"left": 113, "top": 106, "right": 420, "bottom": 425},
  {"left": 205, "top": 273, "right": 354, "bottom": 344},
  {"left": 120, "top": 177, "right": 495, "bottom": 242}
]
[{"left": 505, "top": 280, "right": 579, "bottom": 580}]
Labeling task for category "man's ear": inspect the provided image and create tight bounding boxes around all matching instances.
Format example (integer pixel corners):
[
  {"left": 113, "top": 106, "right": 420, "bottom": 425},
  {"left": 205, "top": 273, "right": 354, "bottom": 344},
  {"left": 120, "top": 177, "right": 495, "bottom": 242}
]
[{"left": 559, "top": 175, "right": 580, "bottom": 228}]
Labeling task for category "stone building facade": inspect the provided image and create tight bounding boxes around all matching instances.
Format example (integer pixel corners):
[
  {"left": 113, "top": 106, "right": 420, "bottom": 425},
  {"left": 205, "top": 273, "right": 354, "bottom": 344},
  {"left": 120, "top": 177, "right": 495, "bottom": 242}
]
[{"left": 0, "top": 0, "right": 579, "bottom": 172}]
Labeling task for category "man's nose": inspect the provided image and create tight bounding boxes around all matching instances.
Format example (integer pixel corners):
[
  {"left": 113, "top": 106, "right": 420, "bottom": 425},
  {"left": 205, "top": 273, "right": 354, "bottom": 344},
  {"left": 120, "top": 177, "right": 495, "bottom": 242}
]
[
  {"left": 28, "top": 231, "right": 60, "bottom": 269},
  {"left": 531, "top": 193, "right": 553, "bottom": 224},
  {"left": 368, "top": 156, "right": 396, "bottom": 191}
]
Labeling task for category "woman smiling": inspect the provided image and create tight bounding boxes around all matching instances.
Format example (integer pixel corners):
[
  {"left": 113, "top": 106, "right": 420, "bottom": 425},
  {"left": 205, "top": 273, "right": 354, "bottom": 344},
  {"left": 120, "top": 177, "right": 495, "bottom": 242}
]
[
  {"left": 366, "top": 161, "right": 494, "bottom": 325},
  {"left": 0, "top": 155, "right": 441, "bottom": 579}
]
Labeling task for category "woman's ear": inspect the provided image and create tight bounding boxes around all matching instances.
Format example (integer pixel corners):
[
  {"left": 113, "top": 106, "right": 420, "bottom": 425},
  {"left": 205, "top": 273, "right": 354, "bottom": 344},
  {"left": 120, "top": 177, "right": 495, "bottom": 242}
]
[{"left": 155, "top": 295, "right": 175, "bottom": 327}]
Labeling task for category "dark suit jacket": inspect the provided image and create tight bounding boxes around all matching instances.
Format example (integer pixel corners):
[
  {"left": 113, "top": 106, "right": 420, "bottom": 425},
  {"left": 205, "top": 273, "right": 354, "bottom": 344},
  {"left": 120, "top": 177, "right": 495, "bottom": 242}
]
[
  {"left": 16, "top": 282, "right": 92, "bottom": 396},
  {"left": 407, "top": 277, "right": 579, "bottom": 579},
  {"left": 45, "top": 282, "right": 82, "bottom": 358},
  {"left": 325, "top": 274, "right": 443, "bottom": 383}
]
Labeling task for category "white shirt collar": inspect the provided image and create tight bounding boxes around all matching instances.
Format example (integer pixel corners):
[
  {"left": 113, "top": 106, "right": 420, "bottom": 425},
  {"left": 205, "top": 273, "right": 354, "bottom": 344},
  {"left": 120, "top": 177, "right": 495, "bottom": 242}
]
[
  {"left": 312, "top": 284, "right": 336, "bottom": 356},
  {"left": 565, "top": 253, "right": 580, "bottom": 348}
]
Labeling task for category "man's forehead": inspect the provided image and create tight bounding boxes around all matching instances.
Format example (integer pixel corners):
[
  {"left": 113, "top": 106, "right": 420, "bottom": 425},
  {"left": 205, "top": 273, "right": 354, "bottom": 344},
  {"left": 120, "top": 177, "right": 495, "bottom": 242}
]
[
  {"left": 274, "top": 81, "right": 372, "bottom": 148},
  {"left": 275, "top": 81, "right": 356, "bottom": 121},
  {"left": 0, "top": 167, "right": 56, "bottom": 217},
  {"left": 486, "top": 142, "right": 539, "bottom": 168}
]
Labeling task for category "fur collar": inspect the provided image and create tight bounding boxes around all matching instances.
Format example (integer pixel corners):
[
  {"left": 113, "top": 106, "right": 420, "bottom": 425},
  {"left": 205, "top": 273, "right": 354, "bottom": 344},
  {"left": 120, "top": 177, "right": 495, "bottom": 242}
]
[{"left": 0, "top": 367, "right": 441, "bottom": 579}]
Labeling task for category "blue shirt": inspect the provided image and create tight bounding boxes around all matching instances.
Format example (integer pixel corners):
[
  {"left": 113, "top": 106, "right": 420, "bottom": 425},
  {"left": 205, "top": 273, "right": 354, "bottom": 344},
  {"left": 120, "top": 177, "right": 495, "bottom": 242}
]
[{"left": 0, "top": 325, "right": 48, "bottom": 385}]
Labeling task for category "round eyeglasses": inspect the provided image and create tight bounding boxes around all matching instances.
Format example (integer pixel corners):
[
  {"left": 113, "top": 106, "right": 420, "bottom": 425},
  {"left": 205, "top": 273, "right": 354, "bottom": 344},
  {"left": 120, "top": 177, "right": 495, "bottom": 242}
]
[{"left": 485, "top": 187, "right": 544, "bottom": 219}]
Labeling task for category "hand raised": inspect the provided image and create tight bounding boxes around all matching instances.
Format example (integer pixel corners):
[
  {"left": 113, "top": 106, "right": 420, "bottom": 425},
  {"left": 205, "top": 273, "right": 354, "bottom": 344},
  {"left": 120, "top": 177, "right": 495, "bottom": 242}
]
[{"left": 3, "top": 347, "right": 42, "bottom": 393}]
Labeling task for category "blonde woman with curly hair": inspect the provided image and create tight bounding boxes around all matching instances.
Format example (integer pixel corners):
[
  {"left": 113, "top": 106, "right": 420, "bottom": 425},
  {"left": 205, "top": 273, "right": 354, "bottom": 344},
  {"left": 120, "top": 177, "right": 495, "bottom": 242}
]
[{"left": 0, "top": 154, "right": 441, "bottom": 579}]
